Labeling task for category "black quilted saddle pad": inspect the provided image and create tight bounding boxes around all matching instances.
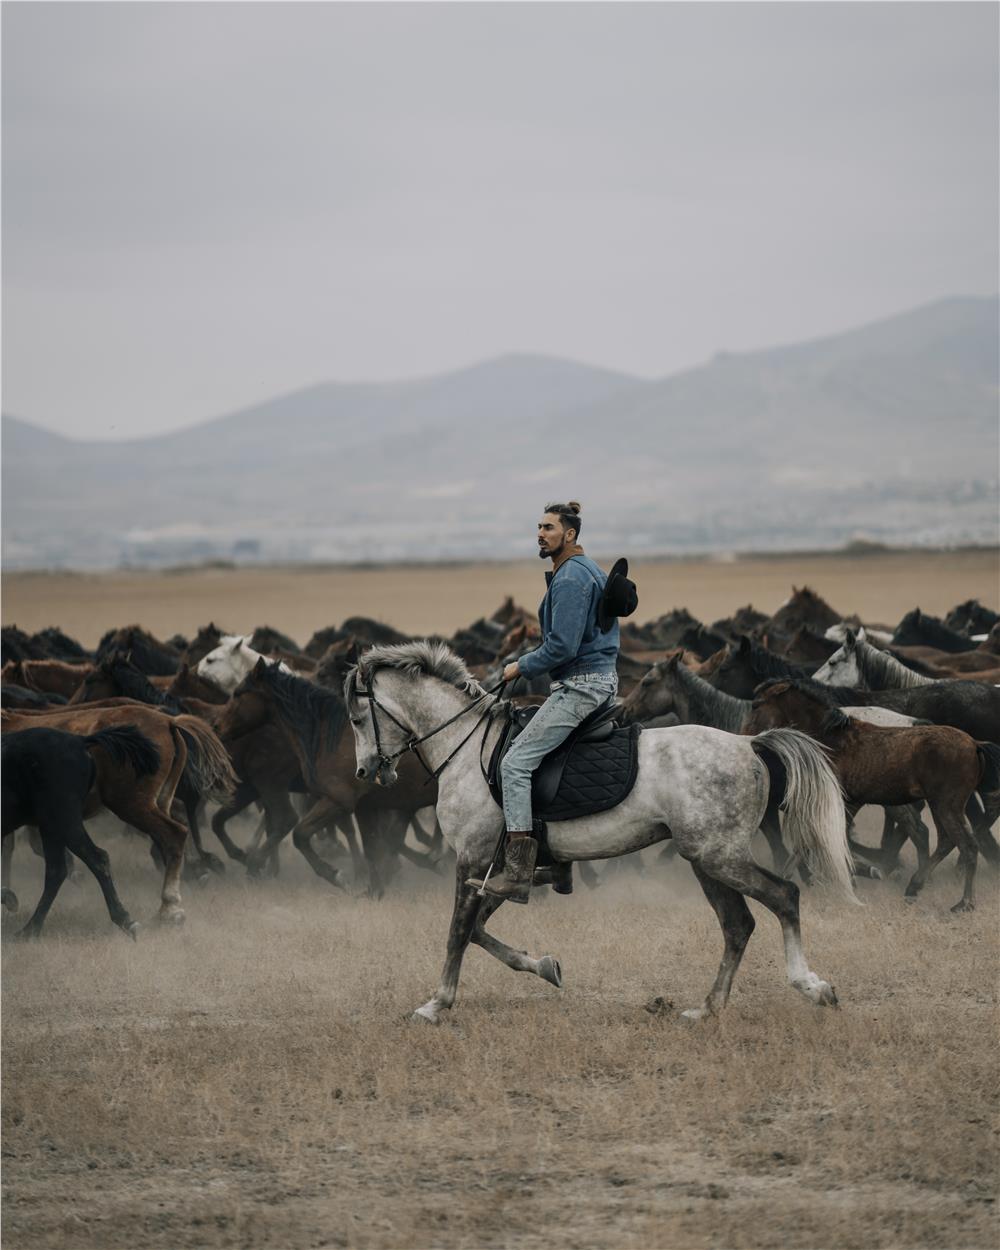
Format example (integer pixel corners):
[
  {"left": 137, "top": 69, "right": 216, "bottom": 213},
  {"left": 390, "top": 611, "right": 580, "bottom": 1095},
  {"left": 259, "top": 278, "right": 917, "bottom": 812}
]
[{"left": 488, "top": 721, "right": 642, "bottom": 821}]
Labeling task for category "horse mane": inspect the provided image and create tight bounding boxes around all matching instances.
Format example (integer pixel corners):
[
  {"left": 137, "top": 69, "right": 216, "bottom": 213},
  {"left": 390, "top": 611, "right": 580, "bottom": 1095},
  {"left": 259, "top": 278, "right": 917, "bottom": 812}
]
[
  {"left": 250, "top": 661, "right": 349, "bottom": 775},
  {"left": 739, "top": 639, "right": 813, "bottom": 681},
  {"left": 669, "top": 659, "right": 749, "bottom": 733},
  {"left": 893, "top": 608, "right": 969, "bottom": 651},
  {"left": 97, "top": 625, "right": 180, "bottom": 676},
  {"left": 820, "top": 706, "right": 853, "bottom": 733},
  {"left": 753, "top": 675, "right": 840, "bottom": 708},
  {"left": 350, "top": 640, "right": 485, "bottom": 699},
  {"left": 853, "top": 638, "right": 934, "bottom": 690},
  {"left": 105, "top": 654, "right": 186, "bottom": 715}
]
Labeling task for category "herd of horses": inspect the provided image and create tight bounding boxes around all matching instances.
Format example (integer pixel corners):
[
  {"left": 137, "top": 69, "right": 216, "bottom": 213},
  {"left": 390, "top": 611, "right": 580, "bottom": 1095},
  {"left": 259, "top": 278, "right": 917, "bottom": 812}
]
[{"left": 2, "top": 588, "right": 999, "bottom": 986}]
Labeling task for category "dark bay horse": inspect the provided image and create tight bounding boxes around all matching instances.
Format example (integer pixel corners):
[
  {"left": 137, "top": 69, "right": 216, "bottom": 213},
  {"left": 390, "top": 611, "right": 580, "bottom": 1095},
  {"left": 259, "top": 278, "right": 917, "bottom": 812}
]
[{"left": 744, "top": 679, "right": 1000, "bottom": 912}]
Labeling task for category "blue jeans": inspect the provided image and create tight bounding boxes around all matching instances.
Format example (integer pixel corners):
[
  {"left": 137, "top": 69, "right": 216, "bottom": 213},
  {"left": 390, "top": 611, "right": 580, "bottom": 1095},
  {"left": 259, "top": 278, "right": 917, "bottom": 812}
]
[{"left": 500, "top": 673, "right": 619, "bottom": 831}]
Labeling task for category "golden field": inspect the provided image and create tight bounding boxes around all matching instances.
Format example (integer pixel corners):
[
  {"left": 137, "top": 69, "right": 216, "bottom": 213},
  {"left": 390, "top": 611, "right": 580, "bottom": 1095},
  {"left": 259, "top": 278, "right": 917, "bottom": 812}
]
[
  {"left": 4, "top": 548, "right": 998, "bottom": 647},
  {"left": 2, "top": 551, "right": 999, "bottom": 1250}
]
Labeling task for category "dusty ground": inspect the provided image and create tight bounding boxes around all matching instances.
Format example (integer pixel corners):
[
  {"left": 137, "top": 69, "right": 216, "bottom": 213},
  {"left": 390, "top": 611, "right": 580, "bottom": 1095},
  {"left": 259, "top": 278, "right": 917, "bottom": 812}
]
[
  {"left": 2, "top": 555, "right": 999, "bottom": 1250},
  {"left": 2, "top": 827, "right": 998, "bottom": 1250},
  {"left": 4, "top": 548, "right": 998, "bottom": 647}
]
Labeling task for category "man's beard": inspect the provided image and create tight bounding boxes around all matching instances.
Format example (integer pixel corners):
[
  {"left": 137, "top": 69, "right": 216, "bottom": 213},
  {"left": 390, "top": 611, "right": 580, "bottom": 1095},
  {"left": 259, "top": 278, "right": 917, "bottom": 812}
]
[{"left": 539, "top": 536, "right": 565, "bottom": 560}]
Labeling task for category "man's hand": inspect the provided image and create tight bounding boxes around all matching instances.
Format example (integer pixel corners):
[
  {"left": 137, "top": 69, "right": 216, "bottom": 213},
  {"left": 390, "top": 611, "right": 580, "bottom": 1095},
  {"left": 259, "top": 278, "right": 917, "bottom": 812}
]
[{"left": 502, "top": 661, "right": 521, "bottom": 684}]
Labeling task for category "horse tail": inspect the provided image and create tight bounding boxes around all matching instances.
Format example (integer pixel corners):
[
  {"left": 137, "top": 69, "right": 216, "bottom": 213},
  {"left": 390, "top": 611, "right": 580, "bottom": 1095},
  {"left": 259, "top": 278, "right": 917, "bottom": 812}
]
[
  {"left": 173, "top": 714, "right": 238, "bottom": 803},
  {"left": 84, "top": 725, "right": 161, "bottom": 778},
  {"left": 751, "top": 727, "right": 859, "bottom": 904},
  {"left": 975, "top": 742, "right": 1000, "bottom": 796}
]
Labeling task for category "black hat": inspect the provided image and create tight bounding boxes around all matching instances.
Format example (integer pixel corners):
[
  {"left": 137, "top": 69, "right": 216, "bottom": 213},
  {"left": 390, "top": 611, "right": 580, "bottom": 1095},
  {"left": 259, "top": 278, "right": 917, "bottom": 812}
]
[{"left": 598, "top": 557, "right": 638, "bottom": 633}]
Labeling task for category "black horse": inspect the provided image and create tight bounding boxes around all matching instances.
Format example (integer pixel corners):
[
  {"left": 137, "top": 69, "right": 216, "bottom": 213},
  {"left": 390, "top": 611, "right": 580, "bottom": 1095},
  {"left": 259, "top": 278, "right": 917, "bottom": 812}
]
[{"left": 2, "top": 726, "right": 159, "bottom": 937}]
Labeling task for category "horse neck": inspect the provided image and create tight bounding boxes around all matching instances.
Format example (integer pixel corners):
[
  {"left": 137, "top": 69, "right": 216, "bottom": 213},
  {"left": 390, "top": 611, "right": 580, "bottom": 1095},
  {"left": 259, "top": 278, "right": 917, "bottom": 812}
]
[
  {"left": 674, "top": 664, "right": 748, "bottom": 731},
  {"left": 378, "top": 672, "right": 495, "bottom": 777},
  {"left": 857, "top": 641, "right": 930, "bottom": 690}
]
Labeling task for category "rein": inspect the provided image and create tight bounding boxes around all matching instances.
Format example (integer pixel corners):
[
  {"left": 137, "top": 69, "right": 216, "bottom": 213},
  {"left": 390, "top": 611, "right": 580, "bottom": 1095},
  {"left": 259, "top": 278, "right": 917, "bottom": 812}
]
[{"left": 354, "top": 674, "right": 508, "bottom": 784}]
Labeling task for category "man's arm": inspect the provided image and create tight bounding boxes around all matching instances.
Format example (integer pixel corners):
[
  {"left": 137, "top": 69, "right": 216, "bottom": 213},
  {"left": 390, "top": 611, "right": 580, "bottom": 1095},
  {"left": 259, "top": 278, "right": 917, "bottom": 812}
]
[{"left": 516, "top": 572, "right": 590, "bottom": 678}]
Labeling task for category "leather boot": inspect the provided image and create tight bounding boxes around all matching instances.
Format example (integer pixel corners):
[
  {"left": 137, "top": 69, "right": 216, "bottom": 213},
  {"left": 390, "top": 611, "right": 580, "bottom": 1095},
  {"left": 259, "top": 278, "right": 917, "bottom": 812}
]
[{"left": 466, "top": 834, "right": 538, "bottom": 904}]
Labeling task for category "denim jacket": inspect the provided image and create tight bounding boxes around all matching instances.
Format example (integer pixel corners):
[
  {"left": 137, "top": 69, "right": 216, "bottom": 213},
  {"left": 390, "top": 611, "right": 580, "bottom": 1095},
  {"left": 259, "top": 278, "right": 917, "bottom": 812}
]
[{"left": 517, "top": 554, "right": 620, "bottom": 681}]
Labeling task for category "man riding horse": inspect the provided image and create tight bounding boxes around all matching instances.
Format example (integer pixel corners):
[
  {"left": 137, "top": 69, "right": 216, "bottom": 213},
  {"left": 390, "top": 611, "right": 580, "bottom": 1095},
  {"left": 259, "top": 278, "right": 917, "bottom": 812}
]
[{"left": 468, "top": 501, "right": 628, "bottom": 904}]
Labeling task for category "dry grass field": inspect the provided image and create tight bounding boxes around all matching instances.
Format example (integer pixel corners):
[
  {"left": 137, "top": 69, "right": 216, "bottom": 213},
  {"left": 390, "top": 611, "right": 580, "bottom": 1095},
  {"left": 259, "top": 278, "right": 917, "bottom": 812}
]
[
  {"left": 4, "top": 547, "right": 998, "bottom": 647},
  {"left": 3, "top": 552, "right": 999, "bottom": 1250}
]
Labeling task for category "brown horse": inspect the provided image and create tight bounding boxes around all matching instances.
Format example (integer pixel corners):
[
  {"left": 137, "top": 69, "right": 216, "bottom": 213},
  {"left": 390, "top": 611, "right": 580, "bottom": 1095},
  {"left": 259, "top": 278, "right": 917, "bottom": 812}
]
[
  {"left": 217, "top": 658, "right": 444, "bottom": 897},
  {"left": 61, "top": 653, "right": 288, "bottom": 872},
  {"left": 743, "top": 679, "right": 1000, "bottom": 913},
  {"left": 1, "top": 659, "right": 92, "bottom": 699},
  {"left": 1, "top": 703, "right": 235, "bottom": 922},
  {"left": 166, "top": 663, "right": 230, "bottom": 705}
]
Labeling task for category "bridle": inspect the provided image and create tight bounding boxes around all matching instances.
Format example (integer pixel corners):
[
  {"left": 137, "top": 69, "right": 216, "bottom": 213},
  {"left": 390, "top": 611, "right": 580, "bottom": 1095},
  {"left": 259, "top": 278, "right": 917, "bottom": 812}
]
[{"left": 352, "top": 671, "right": 507, "bottom": 784}]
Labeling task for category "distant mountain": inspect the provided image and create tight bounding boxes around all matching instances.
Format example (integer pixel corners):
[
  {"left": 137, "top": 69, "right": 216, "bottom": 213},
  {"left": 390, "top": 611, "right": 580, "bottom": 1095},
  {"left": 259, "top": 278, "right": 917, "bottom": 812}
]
[{"left": 3, "top": 297, "right": 997, "bottom": 569}]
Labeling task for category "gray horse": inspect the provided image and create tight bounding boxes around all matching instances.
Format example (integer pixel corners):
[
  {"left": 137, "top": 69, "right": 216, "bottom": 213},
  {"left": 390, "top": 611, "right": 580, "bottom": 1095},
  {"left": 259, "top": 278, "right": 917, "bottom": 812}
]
[{"left": 345, "top": 641, "right": 857, "bottom": 1024}]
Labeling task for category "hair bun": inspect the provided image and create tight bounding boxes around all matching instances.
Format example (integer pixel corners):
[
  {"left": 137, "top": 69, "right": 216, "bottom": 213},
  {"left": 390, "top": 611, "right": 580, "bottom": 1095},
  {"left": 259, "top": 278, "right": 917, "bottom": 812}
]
[{"left": 567, "top": 500, "right": 582, "bottom": 513}]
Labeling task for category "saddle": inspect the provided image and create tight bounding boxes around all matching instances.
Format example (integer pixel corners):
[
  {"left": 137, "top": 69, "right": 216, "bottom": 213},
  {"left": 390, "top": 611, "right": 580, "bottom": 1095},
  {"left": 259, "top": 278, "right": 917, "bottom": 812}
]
[{"left": 486, "top": 698, "right": 642, "bottom": 822}]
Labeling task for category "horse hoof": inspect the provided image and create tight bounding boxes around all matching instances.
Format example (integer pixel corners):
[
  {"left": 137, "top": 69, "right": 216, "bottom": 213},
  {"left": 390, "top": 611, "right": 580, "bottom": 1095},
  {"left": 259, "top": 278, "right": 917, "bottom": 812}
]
[
  {"left": 204, "top": 854, "right": 226, "bottom": 876},
  {"left": 1, "top": 888, "right": 19, "bottom": 913},
  {"left": 794, "top": 976, "right": 838, "bottom": 1007},
  {"left": 538, "top": 956, "right": 562, "bottom": 988},
  {"left": 124, "top": 921, "right": 141, "bottom": 942},
  {"left": 159, "top": 908, "right": 186, "bottom": 927},
  {"left": 411, "top": 1004, "right": 440, "bottom": 1025},
  {"left": 951, "top": 899, "right": 975, "bottom": 914},
  {"left": 681, "top": 1006, "right": 709, "bottom": 1022}
]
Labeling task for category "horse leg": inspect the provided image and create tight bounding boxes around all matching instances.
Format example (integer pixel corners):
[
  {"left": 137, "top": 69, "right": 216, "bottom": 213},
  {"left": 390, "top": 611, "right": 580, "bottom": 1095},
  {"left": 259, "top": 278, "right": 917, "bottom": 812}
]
[
  {"left": 425, "top": 815, "right": 452, "bottom": 869},
  {"left": 690, "top": 854, "right": 837, "bottom": 1009},
  {"left": 1, "top": 832, "right": 18, "bottom": 912},
  {"left": 16, "top": 827, "right": 68, "bottom": 939},
  {"left": 680, "top": 862, "right": 756, "bottom": 1020},
  {"left": 113, "top": 799, "right": 189, "bottom": 925},
  {"left": 760, "top": 807, "right": 813, "bottom": 886},
  {"left": 245, "top": 790, "right": 297, "bottom": 878},
  {"left": 290, "top": 802, "right": 347, "bottom": 890},
  {"left": 876, "top": 804, "right": 927, "bottom": 877},
  {"left": 396, "top": 837, "right": 445, "bottom": 873},
  {"left": 470, "top": 893, "right": 563, "bottom": 988},
  {"left": 759, "top": 808, "right": 794, "bottom": 875},
  {"left": 60, "top": 818, "right": 139, "bottom": 938},
  {"left": 578, "top": 860, "right": 601, "bottom": 889},
  {"left": 966, "top": 794, "right": 1000, "bottom": 866},
  {"left": 176, "top": 786, "right": 223, "bottom": 881},
  {"left": 412, "top": 862, "right": 484, "bottom": 1024},
  {"left": 209, "top": 780, "right": 260, "bottom": 865},
  {"left": 931, "top": 803, "right": 979, "bottom": 913},
  {"left": 333, "top": 815, "right": 366, "bottom": 881},
  {"left": 353, "top": 805, "right": 398, "bottom": 900},
  {"left": 904, "top": 833, "right": 955, "bottom": 903}
]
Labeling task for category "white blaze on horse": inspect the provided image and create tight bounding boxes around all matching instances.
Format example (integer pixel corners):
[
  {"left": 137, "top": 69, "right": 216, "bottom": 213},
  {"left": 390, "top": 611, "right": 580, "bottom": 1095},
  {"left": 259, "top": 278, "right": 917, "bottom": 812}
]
[
  {"left": 197, "top": 636, "right": 292, "bottom": 694},
  {"left": 344, "top": 640, "right": 857, "bottom": 1026}
]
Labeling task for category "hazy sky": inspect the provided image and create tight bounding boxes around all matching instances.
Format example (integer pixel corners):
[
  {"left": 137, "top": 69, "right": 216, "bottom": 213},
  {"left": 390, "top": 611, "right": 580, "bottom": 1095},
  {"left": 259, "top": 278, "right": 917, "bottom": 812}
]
[{"left": 3, "top": 2, "right": 998, "bottom": 440}]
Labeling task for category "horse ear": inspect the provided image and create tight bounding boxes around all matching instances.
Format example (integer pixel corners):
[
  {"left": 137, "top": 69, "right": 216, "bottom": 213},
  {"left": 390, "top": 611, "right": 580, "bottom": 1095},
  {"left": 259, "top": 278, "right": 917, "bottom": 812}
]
[
  {"left": 665, "top": 651, "right": 681, "bottom": 672},
  {"left": 253, "top": 656, "right": 268, "bottom": 676},
  {"left": 739, "top": 635, "right": 751, "bottom": 654},
  {"left": 844, "top": 628, "right": 857, "bottom": 647},
  {"left": 179, "top": 662, "right": 189, "bottom": 676},
  {"left": 229, "top": 637, "right": 243, "bottom": 652}
]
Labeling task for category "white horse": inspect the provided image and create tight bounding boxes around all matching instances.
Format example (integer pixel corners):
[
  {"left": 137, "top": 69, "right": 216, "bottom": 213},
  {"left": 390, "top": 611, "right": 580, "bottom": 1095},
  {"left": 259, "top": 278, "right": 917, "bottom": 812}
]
[
  {"left": 345, "top": 641, "right": 857, "bottom": 1025},
  {"left": 197, "top": 636, "right": 293, "bottom": 694},
  {"left": 814, "top": 632, "right": 936, "bottom": 691}
]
